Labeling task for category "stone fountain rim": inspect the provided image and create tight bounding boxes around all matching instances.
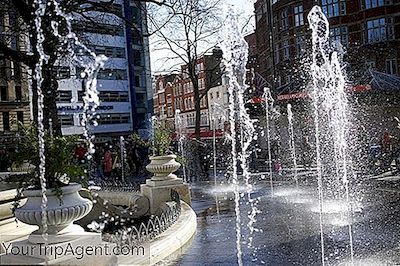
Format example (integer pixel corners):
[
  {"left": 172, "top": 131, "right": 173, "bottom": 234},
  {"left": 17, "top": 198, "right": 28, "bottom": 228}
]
[
  {"left": 22, "top": 183, "right": 82, "bottom": 197},
  {"left": 149, "top": 154, "right": 177, "bottom": 160}
]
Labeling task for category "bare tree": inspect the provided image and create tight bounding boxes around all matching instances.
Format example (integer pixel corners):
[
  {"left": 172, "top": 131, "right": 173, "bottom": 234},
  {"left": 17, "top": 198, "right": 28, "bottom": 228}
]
[{"left": 147, "top": 0, "right": 222, "bottom": 140}]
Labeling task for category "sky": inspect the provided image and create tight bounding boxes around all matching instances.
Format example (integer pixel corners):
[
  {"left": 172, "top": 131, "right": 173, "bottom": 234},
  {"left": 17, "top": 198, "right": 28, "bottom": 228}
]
[{"left": 149, "top": 0, "right": 255, "bottom": 75}]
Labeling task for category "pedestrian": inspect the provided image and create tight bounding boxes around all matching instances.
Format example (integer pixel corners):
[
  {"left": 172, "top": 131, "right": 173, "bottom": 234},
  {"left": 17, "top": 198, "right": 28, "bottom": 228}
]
[
  {"left": 74, "top": 143, "right": 87, "bottom": 164},
  {"left": 381, "top": 131, "right": 395, "bottom": 171},
  {"left": 103, "top": 146, "right": 113, "bottom": 179}
]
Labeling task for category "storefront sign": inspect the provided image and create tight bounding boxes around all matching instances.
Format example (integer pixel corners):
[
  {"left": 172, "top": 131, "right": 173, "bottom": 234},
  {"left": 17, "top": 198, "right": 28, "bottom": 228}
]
[{"left": 57, "top": 105, "right": 114, "bottom": 111}]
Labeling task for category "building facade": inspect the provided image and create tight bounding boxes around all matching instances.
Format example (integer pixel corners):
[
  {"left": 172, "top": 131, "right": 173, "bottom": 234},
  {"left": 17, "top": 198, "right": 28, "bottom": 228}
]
[
  {"left": 0, "top": 10, "right": 30, "bottom": 151},
  {"left": 254, "top": 0, "right": 400, "bottom": 97},
  {"left": 208, "top": 83, "right": 229, "bottom": 131},
  {"left": 153, "top": 74, "right": 177, "bottom": 130},
  {"left": 57, "top": 0, "right": 152, "bottom": 140},
  {"left": 153, "top": 50, "right": 223, "bottom": 138}
]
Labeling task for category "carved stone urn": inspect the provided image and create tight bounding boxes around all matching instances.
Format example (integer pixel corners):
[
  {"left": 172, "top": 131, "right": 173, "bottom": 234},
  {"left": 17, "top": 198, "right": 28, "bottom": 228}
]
[
  {"left": 146, "top": 154, "right": 181, "bottom": 181},
  {"left": 14, "top": 183, "right": 93, "bottom": 244}
]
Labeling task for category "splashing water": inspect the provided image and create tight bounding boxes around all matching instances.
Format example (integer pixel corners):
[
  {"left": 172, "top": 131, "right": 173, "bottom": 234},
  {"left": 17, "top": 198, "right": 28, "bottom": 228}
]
[
  {"left": 263, "top": 88, "right": 274, "bottom": 194},
  {"left": 308, "top": 6, "right": 354, "bottom": 265},
  {"left": 31, "top": 0, "right": 107, "bottom": 251},
  {"left": 209, "top": 103, "right": 228, "bottom": 217},
  {"left": 51, "top": 0, "right": 107, "bottom": 159},
  {"left": 150, "top": 116, "right": 158, "bottom": 157},
  {"left": 33, "top": 0, "right": 48, "bottom": 248},
  {"left": 175, "top": 110, "right": 187, "bottom": 182},
  {"left": 221, "top": 5, "right": 260, "bottom": 264},
  {"left": 120, "top": 136, "right": 127, "bottom": 182},
  {"left": 211, "top": 105, "right": 218, "bottom": 188},
  {"left": 287, "top": 104, "right": 298, "bottom": 188}
]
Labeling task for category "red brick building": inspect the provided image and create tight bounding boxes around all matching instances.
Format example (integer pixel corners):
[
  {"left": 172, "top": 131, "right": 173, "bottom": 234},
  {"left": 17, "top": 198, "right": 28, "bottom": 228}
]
[
  {"left": 153, "top": 50, "right": 223, "bottom": 137},
  {"left": 254, "top": 0, "right": 400, "bottom": 97},
  {"left": 153, "top": 74, "right": 177, "bottom": 130}
]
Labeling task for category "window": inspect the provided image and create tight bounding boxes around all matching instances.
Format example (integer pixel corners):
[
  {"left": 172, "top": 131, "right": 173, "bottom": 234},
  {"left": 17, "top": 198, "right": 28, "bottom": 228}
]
[
  {"left": 132, "top": 29, "right": 143, "bottom": 45},
  {"left": 188, "top": 98, "right": 193, "bottom": 110},
  {"left": 195, "top": 63, "right": 203, "bottom": 74},
  {"left": 365, "top": 0, "right": 387, "bottom": 9},
  {"left": 167, "top": 106, "right": 173, "bottom": 117},
  {"left": 330, "top": 26, "right": 348, "bottom": 46},
  {"left": 131, "top": 5, "right": 141, "bottom": 24},
  {"left": 0, "top": 14, "right": 4, "bottom": 33},
  {"left": 72, "top": 22, "right": 124, "bottom": 36},
  {"left": 285, "top": 75, "right": 291, "bottom": 85},
  {"left": 132, "top": 49, "right": 142, "bottom": 66},
  {"left": 366, "top": 17, "right": 394, "bottom": 43},
  {"left": 96, "top": 46, "right": 125, "bottom": 58},
  {"left": 76, "top": 46, "right": 126, "bottom": 58},
  {"left": 98, "top": 69, "right": 127, "bottom": 80},
  {"left": 186, "top": 113, "right": 195, "bottom": 127},
  {"left": 198, "top": 78, "right": 204, "bottom": 89},
  {"left": 59, "top": 115, "right": 74, "bottom": 127},
  {"left": 2, "top": 112, "right": 10, "bottom": 131},
  {"left": 98, "top": 113, "right": 130, "bottom": 125},
  {"left": 77, "top": 68, "right": 127, "bottom": 80},
  {"left": 13, "top": 61, "right": 21, "bottom": 81},
  {"left": 0, "top": 86, "right": 7, "bottom": 101},
  {"left": 386, "top": 59, "right": 397, "bottom": 75},
  {"left": 274, "top": 43, "right": 280, "bottom": 63},
  {"left": 56, "top": 91, "right": 72, "bottom": 103},
  {"left": 134, "top": 74, "right": 142, "bottom": 87},
  {"left": 10, "top": 36, "right": 19, "bottom": 51},
  {"left": 159, "top": 93, "right": 165, "bottom": 104},
  {"left": 216, "top": 91, "right": 220, "bottom": 99},
  {"left": 99, "top": 91, "right": 129, "bottom": 102},
  {"left": 295, "top": 35, "right": 305, "bottom": 57},
  {"left": 280, "top": 8, "right": 288, "bottom": 30},
  {"left": 136, "top": 93, "right": 147, "bottom": 107},
  {"left": 282, "top": 39, "right": 290, "bottom": 60},
  {"left": 8, "top": 12, "right": 18, "bottom": 29},
  {"left": 17, "top": 111, "right": 23, "bottom": 124},
  {"left": 15, "top": 86, "right": 22, "bottom": 101},
  {"left": 200, "top": 111, "right": 209, "bottom": 126},
  {"left": 136, "top": 113, "right": 146, "bottom": 129},
  {"left": 322, "top": 0, "right": 346, "bottom": 18},
  {"left": 53, "top": 66, "right": 70, "bottom": 79},
  {"left": 0, "top": 57, "right": 7, "bottom": 80},
  {"left": 294, "top": 5, "right": 304, "bottom": 27}
]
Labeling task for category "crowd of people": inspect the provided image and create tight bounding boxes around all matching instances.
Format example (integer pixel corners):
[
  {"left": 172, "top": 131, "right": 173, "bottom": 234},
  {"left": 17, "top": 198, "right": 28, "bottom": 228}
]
[{"left": 85, "top": 140, "right": 150, "bottom": 181}]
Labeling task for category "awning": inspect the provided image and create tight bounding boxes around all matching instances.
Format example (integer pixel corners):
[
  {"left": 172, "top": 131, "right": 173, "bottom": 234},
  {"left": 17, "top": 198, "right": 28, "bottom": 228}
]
[{"left": 173, "top": 129, "right": 225, "bottom": 140}]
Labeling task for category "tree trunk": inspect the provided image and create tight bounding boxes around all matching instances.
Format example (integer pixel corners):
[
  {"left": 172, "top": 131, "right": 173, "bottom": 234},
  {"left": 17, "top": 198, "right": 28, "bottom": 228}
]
[
  {"left": 29, "top": 4, "right": 62, "bottom": 136},
  {"left": 194, "top": 82, "right": 201, "bottom": 140}
]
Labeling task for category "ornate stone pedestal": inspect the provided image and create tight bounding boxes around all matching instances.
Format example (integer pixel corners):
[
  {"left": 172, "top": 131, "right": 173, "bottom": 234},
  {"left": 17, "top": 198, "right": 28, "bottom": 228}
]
[{"left": 141, "top": 178, "right": 191, "bottom": 215}]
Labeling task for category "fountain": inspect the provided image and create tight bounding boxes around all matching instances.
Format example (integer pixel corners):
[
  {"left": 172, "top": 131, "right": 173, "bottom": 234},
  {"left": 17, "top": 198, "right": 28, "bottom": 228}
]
[
  {"left": 221, "top": 5, "right": 260, "bottom": 264},
  {"left": 119, "top": 136, "right": 128, "bottom": 182},
  {"left": 308, "top": 6, "right": 355, "bottom": 265},
  {"left": 21, "top": 0, "right": 106, "bottom": 251},
  {"left": 175, "top": 109, "right": 187, "bottom": 183},
  {"left": 287, "top": 103, "right": 298, "bottom": 188},
  {"left": 33, "top": 0, "right": 49, "bottom": 247},
  {"left": 263, "top": 87, "right": 274, "bottom": 194}
]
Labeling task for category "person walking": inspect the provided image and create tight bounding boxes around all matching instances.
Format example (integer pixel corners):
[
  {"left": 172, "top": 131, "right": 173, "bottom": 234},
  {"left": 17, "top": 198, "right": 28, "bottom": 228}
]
[
  {"left": 103, "top": 147, "right": 113, "bottom": 179},
  {"left": 381, "top": 131, "right": 395, "bottom": 171}
]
